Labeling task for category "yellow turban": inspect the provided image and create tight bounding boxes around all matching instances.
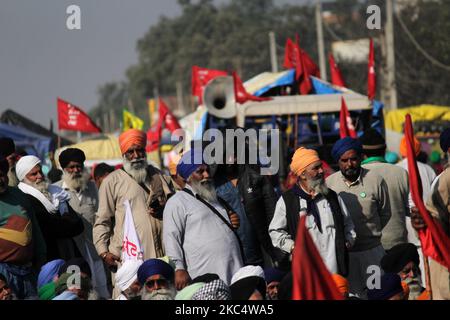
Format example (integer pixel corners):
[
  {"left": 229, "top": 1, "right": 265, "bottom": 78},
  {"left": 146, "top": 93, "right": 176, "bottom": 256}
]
[
  {"left": 400, "top": 135, "right": 421, "bottom": 158},
  {"left": 290, "top": 147, "right": 320, "bottom": 176},
  {"left": 119, "top": 129, "right": 147, "bottom": 155}
]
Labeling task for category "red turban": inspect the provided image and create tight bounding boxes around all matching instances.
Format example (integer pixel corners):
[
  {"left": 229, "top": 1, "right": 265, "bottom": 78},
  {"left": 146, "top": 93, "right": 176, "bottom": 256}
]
[
  {"left": 119, "top": 129, "right": 147, "bottom": 155},
  {"left": 400, "top": 135, "right": 421, "bottom": 158}
]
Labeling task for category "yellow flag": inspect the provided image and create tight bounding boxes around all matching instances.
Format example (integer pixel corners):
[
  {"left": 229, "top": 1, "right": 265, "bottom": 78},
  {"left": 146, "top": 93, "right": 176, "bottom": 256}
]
[
  {"left": 148, "top": 99, "right": 156, "bottom": 127},
  {"left": 123, "top": 109, "right": 144, "bottom": 131}
]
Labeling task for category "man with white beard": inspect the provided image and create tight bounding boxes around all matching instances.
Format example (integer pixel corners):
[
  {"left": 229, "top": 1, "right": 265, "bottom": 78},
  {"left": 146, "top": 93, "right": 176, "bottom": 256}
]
[
  {"left": 93, "top": 129, "right": 174, "bottom": 298},
  {"left": 163, "top": 148, "right": 244, "bottom": 289},
  {"left": 137, "top": 258, "right": 177, "bottom": 300},
  {"left": 0, "top": 138, "right": 19, "bottom": 187},
  {"left": 15, "top": 155, "right": 84, "bottom": 261},
  {"left": 269, "top": 147, "right": 356, "bottom": 275},
  {"left": 54, "top": 148, "right": 109, "bottom": 299}
]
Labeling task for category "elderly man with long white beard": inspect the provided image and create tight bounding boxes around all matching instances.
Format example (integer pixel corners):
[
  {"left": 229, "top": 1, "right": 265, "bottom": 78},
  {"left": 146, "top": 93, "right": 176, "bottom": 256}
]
[
  {"left": 269, "top": 147, "right": 356, "bottom": 276},
  {"left": 15, "top": 155, "right": 84, "bottom": 261},
  {"left": 137, "top": 258, "right": 177, "bottom": 300},
  {"left": 93, "top": 129, "right": 174, "bottom": 298},
  {"left": 163, "top": 148, "right": 244, "bottom": 290},
  {"left": 54, "top": 148, "right": 109, "bottom": 299}
]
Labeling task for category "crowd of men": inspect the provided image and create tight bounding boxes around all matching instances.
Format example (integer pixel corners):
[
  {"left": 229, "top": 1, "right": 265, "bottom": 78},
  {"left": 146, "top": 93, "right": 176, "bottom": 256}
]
[{"left": 0, "top": 126, "right": 449, "bottom": 300}]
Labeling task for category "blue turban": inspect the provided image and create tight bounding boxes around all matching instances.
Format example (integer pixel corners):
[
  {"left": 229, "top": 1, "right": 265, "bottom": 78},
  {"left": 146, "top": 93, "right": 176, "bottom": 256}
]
[
  {"left": 137, "top": 259, "right": 174, "bottom": 285},
  {"left": 176, "top": 148, "right": 205, "bottom": 180},
  {"left": 37, "top": 259, "right": 65, "bottom": 289},
  {"left": 440, "top": 128, "right": 450, "bottom": 153},
  {"left": 367, "top": 273, "right": 403, "bottom": 300},
  {"left": 263, "top": 268, "right": 286, "bottom": 284},
  {"left": 331, "top": 137, "right": 363, "bottom": 162}
]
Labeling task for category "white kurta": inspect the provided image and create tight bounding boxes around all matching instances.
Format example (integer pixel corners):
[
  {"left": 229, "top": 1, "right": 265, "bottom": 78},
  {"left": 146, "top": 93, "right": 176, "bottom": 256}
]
[{"left": 163, "top": 185, "right": 244, "bottom": 285}]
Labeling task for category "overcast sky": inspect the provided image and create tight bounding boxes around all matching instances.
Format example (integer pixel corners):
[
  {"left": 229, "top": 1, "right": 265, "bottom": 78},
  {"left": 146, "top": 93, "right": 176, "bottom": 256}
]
[{"left": 0, "top": 0, "right": 304, "bottom": 127}]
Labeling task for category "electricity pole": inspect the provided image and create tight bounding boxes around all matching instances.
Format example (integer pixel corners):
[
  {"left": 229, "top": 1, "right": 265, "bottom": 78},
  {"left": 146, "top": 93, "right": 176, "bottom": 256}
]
[{"left": 315, "top": 0, "right": 327, "bottom": 81}]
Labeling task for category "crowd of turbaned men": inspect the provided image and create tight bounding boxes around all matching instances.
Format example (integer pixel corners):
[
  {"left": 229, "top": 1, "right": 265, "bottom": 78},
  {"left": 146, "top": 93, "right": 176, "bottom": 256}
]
[{"left": 0, "top": 126, "right": 449, "bottom": 301}]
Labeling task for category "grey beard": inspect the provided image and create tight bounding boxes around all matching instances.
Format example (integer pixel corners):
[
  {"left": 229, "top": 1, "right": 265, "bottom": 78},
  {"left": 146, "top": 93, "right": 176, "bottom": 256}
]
[
  {"left": 123, "top": 157, "right": 148, "bottom": 184},
  {"left": 62, "top": 170, "right": 88, "bottom": 191},
  {"left": 189, "top": 178, "right": 218, "bottom": 203},
  {"left": 404, "top": 275, "right": 423, "bottom": 300},
  {"left": 87, "top": 290, "right": 99, "bottom": 300},
  {"left": 141, "top": 287, "right": 176, "bottom": 300},
  {"left": 307, "top": 177, "right": 329, "bottom": 196},
  {"left": 23, "top": 178, "right": 52, "bottom": 201},
  {"left": 8, "top": 167, "right": 19, "bottom": 187}
]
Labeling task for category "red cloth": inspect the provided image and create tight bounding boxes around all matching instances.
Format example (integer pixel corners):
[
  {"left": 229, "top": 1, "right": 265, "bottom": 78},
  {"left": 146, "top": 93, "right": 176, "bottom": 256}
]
[
  {"left": 329, "top": 53, "right": 346, "bottom": 87},
  {"left": 57, "top": 98, "right": 101, "bottom": 133},
  {"left": 191, "top": 66, "right": 227, "bottom": 104},
  {"left": 158, "top": 98, "right": 181, "bottom": 133},
  {"left": 146, "top": 124, "right": 161, "bottom": 153},
  {"left": 339, "top": 97, "right": 357, "bottom": 138},
  {"left": 367, "top": 39, "right": 376, "bottom": 100},
  {"left": 291, "top": 215, "right": 344, "bottom": 300},
  {"left": 232, "top": 72, "right": 272, "bottom": 104},
  {"left": 404, "top": 114, "right": 450, "bottom": 269}
]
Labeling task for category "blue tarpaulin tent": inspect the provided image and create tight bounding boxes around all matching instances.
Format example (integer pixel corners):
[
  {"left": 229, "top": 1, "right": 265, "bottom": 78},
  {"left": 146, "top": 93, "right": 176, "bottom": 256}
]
[{"left": 0, "top": 123, "right": 53, "bottom": 160}]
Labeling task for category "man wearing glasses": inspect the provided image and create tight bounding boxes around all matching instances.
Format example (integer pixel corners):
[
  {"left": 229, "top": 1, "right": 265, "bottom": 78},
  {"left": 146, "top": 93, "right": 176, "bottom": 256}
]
[
  {"left": 93, "top": 129, "right": 174, "bottom": 299},
  {"left": 137, "top": 258, "right": 176, "bottom": 300}
]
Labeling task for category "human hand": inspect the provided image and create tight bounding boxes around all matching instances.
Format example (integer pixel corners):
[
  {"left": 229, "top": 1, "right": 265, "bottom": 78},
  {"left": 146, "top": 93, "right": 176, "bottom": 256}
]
[
  {"left": 175, "top": 270, "right": 191, "bottom": 290},
  {"left": 101, "top": 252, "right": 121, "bottom": 268},
  {"left": 410, "top": 207, "right": 426, "bottom": 231},
  {"left": 229, "top": 212, "right": 240, "bottom": 229}
]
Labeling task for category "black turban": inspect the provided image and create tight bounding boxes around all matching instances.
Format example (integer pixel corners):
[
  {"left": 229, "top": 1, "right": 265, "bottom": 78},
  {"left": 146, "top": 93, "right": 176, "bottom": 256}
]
[
  {"left": 381, "top": 243, "right": 420, "bottom": 274},
  {"left": 440, "top": 128, "right": 450, "bottom": 153},
  {"left": 230, "top": 276, "right": 266, "bottom": 300},
  {"left": 0, "top": 157, "right": 9, "bottom": 174},
  {"left": 59, "top": 148, "right": 86, "bottom": 168},
  {"left": 0, "top": 138, "right": 15, "bottom": 158},
  {"left": 359, "top": 129, "right": 386, "bottom": 150}
]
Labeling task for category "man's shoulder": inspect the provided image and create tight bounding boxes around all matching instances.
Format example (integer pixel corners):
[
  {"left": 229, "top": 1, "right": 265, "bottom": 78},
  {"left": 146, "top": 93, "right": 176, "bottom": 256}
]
[{"left": 326, "top": 171, "right": 341, "bottom": 184}]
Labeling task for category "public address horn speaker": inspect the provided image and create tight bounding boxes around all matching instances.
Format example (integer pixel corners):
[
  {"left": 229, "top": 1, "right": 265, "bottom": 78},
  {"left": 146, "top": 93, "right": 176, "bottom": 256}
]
[{"left": 203, "top": 76, "right": 236, "bottom": 119}]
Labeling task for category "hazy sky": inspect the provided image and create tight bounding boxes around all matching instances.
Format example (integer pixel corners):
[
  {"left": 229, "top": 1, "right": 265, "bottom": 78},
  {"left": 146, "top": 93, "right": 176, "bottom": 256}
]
[{"left": 0, "top": 0, "right": 304, "bottom": 127}]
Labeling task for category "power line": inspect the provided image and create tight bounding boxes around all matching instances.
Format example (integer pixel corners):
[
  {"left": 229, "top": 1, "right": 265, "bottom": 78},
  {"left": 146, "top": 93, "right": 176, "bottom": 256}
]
[{"left": 395, "top": 11, "right": 450, "bottom": 72}]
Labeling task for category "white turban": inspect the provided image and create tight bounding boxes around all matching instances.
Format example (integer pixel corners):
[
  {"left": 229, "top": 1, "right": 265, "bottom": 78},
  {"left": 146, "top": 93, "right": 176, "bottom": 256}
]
[
  {"left": 231, "top": 265, "right": 265, "bottom": 285},
  {"left": 15, "top": 155, "right": 41, "bottom": 181},
  {"left": 115, "top": 260, "right": 143, "bottom": 292}
]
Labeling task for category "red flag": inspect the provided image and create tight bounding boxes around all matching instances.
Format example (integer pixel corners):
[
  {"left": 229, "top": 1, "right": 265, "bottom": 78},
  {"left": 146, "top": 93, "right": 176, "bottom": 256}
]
[
  {"left": 367, "top": 39, "right": 376, "bottom": 100},
  {"left": 329, "top": 54, "right": 346, "bottom": 87},
  {"left": 404, "top": 114, "right": 450, "bottom": 269},
  {"left": 339, "top": 97, "right": 357, "bottom": 138},
  {"left": 158, "top": 98, "right": 181, "bottom": 133},
  {"left": 191, "top": 66, "right": 228, "bottom": 104},
  {"left": 295, "top": 34, "right": 320, "bottom": 78},
  {"left": 57, "top": 98, "right": 101, "bottom": 133},
  {"left": 232, "top": 72, "right": 272, "bottom": 104},
  {"left": 292, "top": 215, "right": 344, "bottom": 300},
  {"left": 146, "top": 123, "right": 161, "bottom": 153},
  {"left": 284, "top": 38, "right": 302, "bottom": 79}
]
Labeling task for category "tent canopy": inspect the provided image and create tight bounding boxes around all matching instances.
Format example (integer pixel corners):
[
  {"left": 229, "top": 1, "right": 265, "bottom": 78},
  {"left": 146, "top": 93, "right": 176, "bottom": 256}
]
[
  {"left": 385, "top": 105, "right": 450, "bottom": 133},
  {"left": 0, "top": 123, "right": 52, "bottom": 160}
]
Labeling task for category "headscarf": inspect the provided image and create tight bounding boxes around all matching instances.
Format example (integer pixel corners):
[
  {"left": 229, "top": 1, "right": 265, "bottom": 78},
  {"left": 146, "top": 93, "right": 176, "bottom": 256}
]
[
  {"left": 37, "top": 259, "right": 65, "bottom": 289},
  {"left": 399, "top": 135, "right": 421, "bottom": 158},
  {"left": 119, "top": 129, "right": 147, "bottom": 155},
  {"left": 175, "top": 282, "right": 205, "bottom": 300},
  {"left": 385, "top": 151, "right": 399, "bottom": 164},
  {"left": 440, "top": 128, "right": 450, "bottom": 153},
  {"left": 115, "top": 259, "right": 143, "bottom": 292},
  {"left": 331, "top": 274, "right": 349, "bottom": 297},
  {"left": 137, "top": 258, "right": 174, "bottom": 285},
  {"left": 15, "top": 155, "right": 41, "bottom": 181},
  {"left": 380, "top": 243, "right": 420, "bottom": 274},
  {"left": 289, "top": 147, "right": 320, "bottom": 176},
  {"left": 0, "top": 137, "right": 15, "bottom": 158},
  {"left": 331, "top": 137, "right": 363, "bottom": 162},
  {"left": 230, "top": 276, "right": 266, "bottom": 300},
  {"left": 263, "top": 268, "right": 286, "bottom": 284},
  {"left": 55, "top": 272, "right": 91, "bottom": 296},
  {"left": 176, "top": 148, "right": 204, "bottom": 180},
  {"left": 58, "top": 148, "right": 86, "bottom": 169},
  {"left": 191, "top": 279, "right": 231, "bottom": 300},
  {"left": 367, "top": 273, "right": 403, "bottom": 300},
  {"left": 231, "top": 265, "right": 265, "bottom": 285}
]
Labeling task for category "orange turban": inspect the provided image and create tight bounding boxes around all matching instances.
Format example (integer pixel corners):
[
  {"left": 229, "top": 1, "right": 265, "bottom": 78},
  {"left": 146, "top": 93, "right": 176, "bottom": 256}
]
[
  {"left": 168, "top": 154, "right": 182, "bottom": 176},
  {"left": 290, "top": 147, "right": 320, "bottom": 176},
  {"left": 119, "top": 129, "right": 147, "bottom": 154},
  {"left": 400, "top": 135, "right": 421, "bottom": 158},
  {"left": 332, "top": 274, "right": 349, "bottom": 297}
]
